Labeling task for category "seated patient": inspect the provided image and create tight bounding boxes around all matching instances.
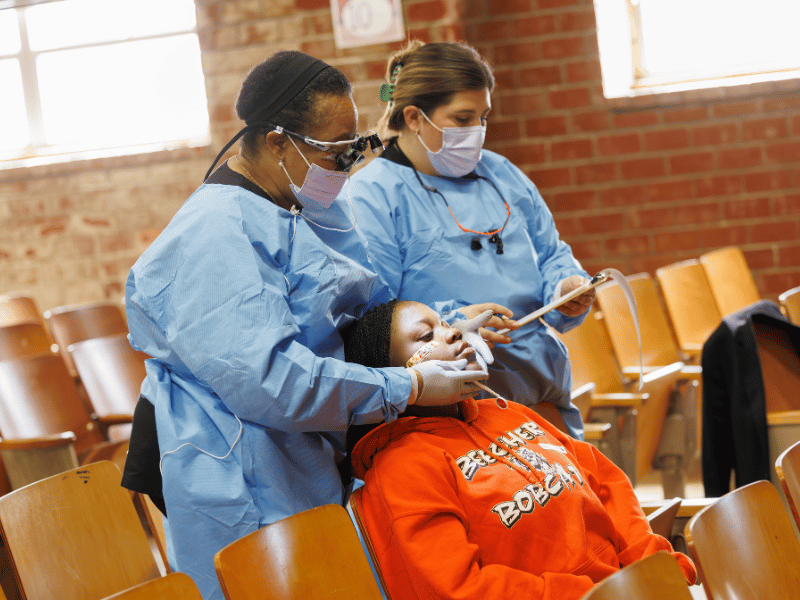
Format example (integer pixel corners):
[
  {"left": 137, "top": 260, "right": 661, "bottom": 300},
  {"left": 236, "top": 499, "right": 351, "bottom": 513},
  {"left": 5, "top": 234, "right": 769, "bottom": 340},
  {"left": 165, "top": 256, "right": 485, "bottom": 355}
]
[{"left": 343, "top": 300, "right": 696, "bottom": 600}]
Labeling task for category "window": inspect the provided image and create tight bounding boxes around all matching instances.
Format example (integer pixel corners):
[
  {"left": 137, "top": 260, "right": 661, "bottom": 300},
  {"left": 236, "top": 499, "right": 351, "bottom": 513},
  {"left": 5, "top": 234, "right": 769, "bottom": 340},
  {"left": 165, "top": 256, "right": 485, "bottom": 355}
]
[
  {"left": 0, "top": 0, "right": 209, "bottom": 166},
  {"left": 594, "top": 0, "right": 800, "bottom": 99}
]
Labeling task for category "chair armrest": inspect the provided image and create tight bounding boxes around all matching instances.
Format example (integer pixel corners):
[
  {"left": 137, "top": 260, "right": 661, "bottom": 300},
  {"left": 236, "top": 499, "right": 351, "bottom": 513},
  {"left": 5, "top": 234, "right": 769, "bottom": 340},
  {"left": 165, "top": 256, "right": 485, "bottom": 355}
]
[
  {"left": 679, "top": 344, "right": 703, "bottom": 360},
  {"left": 94, "top": 414, "right": 134, "bottom": 426},
  {"left": 622, "top": 363, "right": 700, "bottom": 382},
  {"left": 584, "top": 422, "right": 612, "bottom": 441},
  {"left": 590, "top": 393, "right": 648, "bottom": 409},
  {"left": 766, "top": 410, "right": 800, "bottom": 426},
  {"left": 0, "top": 431, "right": 77, "bottom": 450}
]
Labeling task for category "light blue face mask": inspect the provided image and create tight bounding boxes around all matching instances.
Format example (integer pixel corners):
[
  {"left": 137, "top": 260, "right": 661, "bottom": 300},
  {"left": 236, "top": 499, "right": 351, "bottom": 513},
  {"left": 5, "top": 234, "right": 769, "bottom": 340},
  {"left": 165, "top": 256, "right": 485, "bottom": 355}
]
[{"left": 417, "top": 110, "right": 486, "bottom": 178}]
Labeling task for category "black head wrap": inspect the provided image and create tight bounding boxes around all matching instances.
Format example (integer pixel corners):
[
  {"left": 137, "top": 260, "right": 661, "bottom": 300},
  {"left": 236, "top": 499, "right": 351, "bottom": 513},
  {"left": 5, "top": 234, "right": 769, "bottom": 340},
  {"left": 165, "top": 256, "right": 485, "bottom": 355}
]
[
  {"left": 204, "top": 53, "right": 332, "bottom": 181},
  {"left": 341, "top": 300, "right": 399, "bottom": 369}
]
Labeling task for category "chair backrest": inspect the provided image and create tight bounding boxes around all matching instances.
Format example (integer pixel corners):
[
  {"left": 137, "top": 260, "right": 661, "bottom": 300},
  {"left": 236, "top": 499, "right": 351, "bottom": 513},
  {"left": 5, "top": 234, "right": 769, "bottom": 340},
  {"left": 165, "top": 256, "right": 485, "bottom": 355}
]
[
  {"left": 752, "top": 319, "right": 800, "bottom": 414},
  {"left": 655, "top": 259, "right": 722, "bottom": 353},
  {"left": 349, "top": 486, "right": 391, "bottom": 599},
  {"left": 595, "top": 273, "right": 684, "bottom": 369},
  {"left": 68, "top": 334, "right": 148, "bottom": 418},
  {"left": 101, "top": 573, "right": 201, "bottom": 600},
  {"left": 0, "top": 321, "right": 56, "bottom": 361},
  {"left": 136, "top": 493, "right": 171, "bottom": 574},
  {"left": 779, "top": 285, "right": 800, "bottom": 324},
  {"left": 699, "top": 246, "right": 760, "bottom": 317},
  {"left": 0, "top": 354, "right": 105, "bottom": 455},
  {"left": 0, "top": 461, "right": 161, "bottom": 600},
  {"left": 559, "top": 308, "right": 624, "bottom": 394},
  {"left": 685, "top": 480, "right": 800, "bottom": 599},
  {"left": 43, "top": 302, "right": 128, "bottom": 377},
  {"left": 776, "top": 440, "right": 800, "bottom": 532},
  {"left": 214, "top": 504, "right": 384, "bottom": 600},
  {"left": 0, "top": 293, "right": 42, "bottom": 327},
  {"left": 581, "top": 551, "right": 693, "bottom": 600}
]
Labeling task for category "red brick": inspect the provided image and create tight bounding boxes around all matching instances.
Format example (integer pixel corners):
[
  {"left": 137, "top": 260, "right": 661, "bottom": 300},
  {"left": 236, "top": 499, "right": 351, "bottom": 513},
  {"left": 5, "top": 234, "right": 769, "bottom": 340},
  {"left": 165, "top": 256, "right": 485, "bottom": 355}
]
[
  {"left": 744, "top": 169, "right": 792, "bottom": 192},
  {"left": 773, "top": 194, "right": 800, "bottom": 216},
  {"left": 487, "top": 0, "right": 532, "bottom": 14},
  {"left": 485, "top": 120, "right": 520, "bottom": 142},
  {"left": 621, "top": 158, "right": 665, "bottom": 180},
  {"left": 743, "top": 248, "right": 774, "bottom": 270},
  {"left": 550, "top": 190, "right": 596, "bottom": 212},
  {"left": 548, "top": 87, "right": 591, "bottom": 109},
  {"left": 409, "top": 0, "right": 449, "bottom": 20},
  {"left": 752, "top": 221, "right": 798, "bottom": 243},
  {"left": 644, "top": 129, "right": 690, "bottom": 151},
  {"left": 646, "top": 180, "right": 693, "bottom": 203},
  {"left": 493, "top": 68, "right": 516, "bottom": 91},
  {"left": 566, "top": 61, "right": 600, "bottom": 82},
  {"left": 712, "top": 100, "right": 759, "bottom": 118},
  {"left": 663, "top": 106, "right": 709, "bottom": 123},
  {"left": 792, "top": 115, "right": 800, "bottom": 136},
  {"left": 572, "top": 111, "right": 610, "bottom": 132},
  {"left": 692, "top": 124, "right": 738, "bottom": 146},
  {"left": 527, "top": 116, "right": 568, "bottom": 136},
  {"left": 761, "top": 273, "right": 800, "bottom": 296},
  {"left": 634, "top": 207, "right": 671, "bottom": 229},
  {"left": 551, "top": 139, "right": 593, "bottom": 161},
  {"left": 405, "top": 28, "right": 432, "bottom": 42},
  {"left": 742, "top": 118, "right": 789, "bottom": 141},
  {"left": 695, "top": 175, "right": 741, "bottom": 197},
  {"left": 697, "top": 225, "right": 747, "bottom": 248},
  {"left": 597, "top": 133, "right": 640, "bottom": 156},
  {"left": 541, "top": 37, "right": 584, "bottom": 60},
  {"left": 301, "top": 39, "right": 337, "bottom": 58},
  {"left": 605, "top": 235, "right": 650, "bottom": 256},
  {"left": 762, "top": 96, "right": 800, "bottom": 111},
  {"left": 519, "top": 66, "right": 561, "bottom": 86},
  {"left": 38, "top": 217, "right": 68, "bottom": 236},
  {"left": 300, "top": 13, "right": 334, "bottom": 35},
  {"left": 559, "top": 10, "right": 596, "bottom": 31},
  {"left": 613, "top": 112, "right": 658, "bottom": 128},
  {"left": 778, "top": 244, "right": 800, "bottom": 267},
  {"left": 579, "top": 212, "right": 627, "bottom": 234},
  {"left": 474, "top": 21, "right": 515, "bottom": 42},
  {"left": 496, "top": 92, "right": 544, "bottom": 115},
  {"left": 576, "top": 162, "right": 616, "bottom": 184},
  {"left": 537, "top": 0, "right": 582, "bottom": 7},
  {"left": 654, "top": 231, "right": 698, "bottom": 253},
  {"left": 724, "top": 197, "right": 770, "bottom": 220},
  {"left": 553, "top": 216, "right": 580, "bottom": 236},
  {"left": 718, "top": 148, "right": 762, "bottom": 169},
  {"left": 600, "top": 185, "right": 645, "bottom": 207},
  {"left": 673, "top": 203, "right": 720, "bottom": 225},
  {"left": 295, "top": 0, "right": 328, "bottom": 9},
  {"left": 99, "top": 233, "right": 134, "bottom": 253},
  {"left": 502, "top": 143, "right": 547, "bottom": 164},
  {"left": 527, "top": 167, "right": 571, "bottom": 188},
  {"left": 494, "top": 42, "right": 538, "bottom": 65},
  {"left": 766, "top": 141, "right": 800, "bottom": 163},
  {"left": 568, "top": 239, "right": 604, "bottom": 257},
  {"left": 513, "top": 15, "right": 557, "bottom": 36},
  {"left": 669, "top": 153, "right": 714, "bottom": 175}
]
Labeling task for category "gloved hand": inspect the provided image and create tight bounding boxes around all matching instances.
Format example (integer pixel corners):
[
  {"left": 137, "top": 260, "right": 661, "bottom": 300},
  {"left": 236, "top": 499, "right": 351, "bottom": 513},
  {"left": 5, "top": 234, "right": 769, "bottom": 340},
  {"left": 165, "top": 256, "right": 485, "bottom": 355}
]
[
  {"left": 452, "top": 309, "right": 495, "bottom": 366},
  {"left": 408, "top": 359, "right": 488, "bottom": 406}
]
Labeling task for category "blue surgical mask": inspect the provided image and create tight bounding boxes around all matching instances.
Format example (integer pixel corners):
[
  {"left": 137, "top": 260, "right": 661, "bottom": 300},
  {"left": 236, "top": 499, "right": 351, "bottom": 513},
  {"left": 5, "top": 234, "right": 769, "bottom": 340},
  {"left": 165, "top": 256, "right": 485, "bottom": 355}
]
[{"left": 417, "top": 110, "right": 486, "bottom": 178}]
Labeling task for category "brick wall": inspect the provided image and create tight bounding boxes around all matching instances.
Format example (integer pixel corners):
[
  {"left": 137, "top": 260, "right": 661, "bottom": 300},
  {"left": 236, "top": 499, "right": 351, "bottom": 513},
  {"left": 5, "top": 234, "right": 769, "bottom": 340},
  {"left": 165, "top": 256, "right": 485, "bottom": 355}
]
[{"left": 0, "top": 0, "right": 798, "bottom": 312}]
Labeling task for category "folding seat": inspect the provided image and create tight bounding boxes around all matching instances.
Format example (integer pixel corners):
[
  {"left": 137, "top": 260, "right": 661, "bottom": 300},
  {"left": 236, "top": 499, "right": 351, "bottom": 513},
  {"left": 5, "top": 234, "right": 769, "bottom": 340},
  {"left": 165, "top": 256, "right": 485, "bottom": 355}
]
[{"left": 699, "top": 246, "right": 761, "bottom": 317}]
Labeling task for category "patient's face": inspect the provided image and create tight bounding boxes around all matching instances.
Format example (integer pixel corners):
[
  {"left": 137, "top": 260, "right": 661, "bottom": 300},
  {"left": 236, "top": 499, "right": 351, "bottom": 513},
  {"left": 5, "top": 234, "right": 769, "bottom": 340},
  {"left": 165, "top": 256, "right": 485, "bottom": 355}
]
[{"left": 389, "top": 301, "right": 480, "bottom": 370}]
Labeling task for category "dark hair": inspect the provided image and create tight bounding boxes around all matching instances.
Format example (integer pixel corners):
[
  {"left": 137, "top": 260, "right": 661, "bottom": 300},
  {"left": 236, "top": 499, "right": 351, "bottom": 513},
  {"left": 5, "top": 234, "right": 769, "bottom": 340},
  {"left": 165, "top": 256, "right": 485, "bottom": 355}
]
[
  {"left": 235, "top": 50, "right": 352, "bottom": 157},
  {"left": 341, "top": 300, "right": 399, "bottom": 369},
  {"left": 378, "top": 41, "right": 495, "bottom": 136}
]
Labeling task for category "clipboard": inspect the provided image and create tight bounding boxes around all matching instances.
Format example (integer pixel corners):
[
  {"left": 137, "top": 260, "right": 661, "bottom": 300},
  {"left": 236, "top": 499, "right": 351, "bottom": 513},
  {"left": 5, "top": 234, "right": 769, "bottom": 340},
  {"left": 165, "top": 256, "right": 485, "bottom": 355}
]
[{"left": 495, "top": 271, "right": 609, "bottom": 336}]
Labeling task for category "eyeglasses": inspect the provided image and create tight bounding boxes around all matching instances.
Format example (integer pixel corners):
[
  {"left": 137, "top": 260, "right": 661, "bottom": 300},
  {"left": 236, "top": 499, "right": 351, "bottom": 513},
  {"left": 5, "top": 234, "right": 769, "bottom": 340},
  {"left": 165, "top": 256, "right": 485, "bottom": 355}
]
[{"left": 272, "top": 125, "right": 383, "bottom": 172}]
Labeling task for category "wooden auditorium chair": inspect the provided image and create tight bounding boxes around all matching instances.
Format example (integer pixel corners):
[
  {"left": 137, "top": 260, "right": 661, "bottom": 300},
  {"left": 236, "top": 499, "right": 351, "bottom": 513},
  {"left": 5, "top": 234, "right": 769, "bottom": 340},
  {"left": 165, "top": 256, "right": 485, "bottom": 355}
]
[
  {"left": 779, "top": 285, "right": 800, "bottom": 324},
  {"left": 0, "top": 461, "right": 161, "bottom": 600},
  {"left": 581, "top": 551, "right": 694, "bottom": 600},
  {"left": 0, "top": 292, "right": 44, "bottom": 328},
  {"left": 560, "top": 308, "right": 686, "bottom": 495},
  {"left": 0, "top": 354, "right": 126, "bottom": 489},
  {"left": 776, "top": 440, "right": 800, "bottom": 532},
  {"left": 214, "top": 504, "right": 384, "bottom": 600},
  {"left": 43, "top": 301, "right": 128, "bottom": 378},
  {"left": 684, "top": 480, "right": 800, "bottom": 599},
  {"left": 0, "top": 321, "right": 57, "bottom": 361},
  {"left": 102, "top": 573, "right": 201, "bottom": 600},
  {"left": 68, "top": 333, "right": 148, "bottom": 440},
  {"left": 655, "top": 259, "right": 722, "bottom": 361},
  {"left": 699, "top": 246, "right": 761, "bottom": 317}
]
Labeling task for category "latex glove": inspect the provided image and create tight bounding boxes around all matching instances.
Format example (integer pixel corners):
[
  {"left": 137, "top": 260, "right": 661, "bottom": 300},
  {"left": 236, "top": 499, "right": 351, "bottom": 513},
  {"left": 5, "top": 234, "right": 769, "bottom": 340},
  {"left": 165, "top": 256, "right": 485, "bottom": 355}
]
[
  {"left": 408, "top": 359, "right": 488, "bottom": 406},
  {"left": 452, "top": 309, "right": 495, "bottom": 366},
  {"left": 553, "top": 275, "right": 595, "bottom": 317}
]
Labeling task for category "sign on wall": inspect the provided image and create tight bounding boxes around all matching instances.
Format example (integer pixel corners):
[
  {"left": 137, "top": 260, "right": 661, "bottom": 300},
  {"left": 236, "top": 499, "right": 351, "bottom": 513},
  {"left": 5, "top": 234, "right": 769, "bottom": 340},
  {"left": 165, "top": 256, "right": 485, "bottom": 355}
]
[{"left": 330, "top": 0, "right": 405, "bottom": 49}]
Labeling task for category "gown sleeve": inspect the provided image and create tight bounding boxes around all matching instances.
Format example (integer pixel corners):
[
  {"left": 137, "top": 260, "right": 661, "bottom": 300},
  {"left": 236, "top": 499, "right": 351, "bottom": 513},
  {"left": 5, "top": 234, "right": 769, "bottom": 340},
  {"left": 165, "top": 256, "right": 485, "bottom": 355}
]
[{"left": 126, "top": 194, "right": 411, "bottom": 433}]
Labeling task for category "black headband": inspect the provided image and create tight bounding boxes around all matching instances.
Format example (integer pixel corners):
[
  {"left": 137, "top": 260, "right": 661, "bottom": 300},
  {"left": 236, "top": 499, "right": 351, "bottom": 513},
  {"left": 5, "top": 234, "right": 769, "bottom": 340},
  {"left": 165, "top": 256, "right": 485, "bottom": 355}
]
[{"left": 204, "top": 55, "right": 332, "bottom": 181}]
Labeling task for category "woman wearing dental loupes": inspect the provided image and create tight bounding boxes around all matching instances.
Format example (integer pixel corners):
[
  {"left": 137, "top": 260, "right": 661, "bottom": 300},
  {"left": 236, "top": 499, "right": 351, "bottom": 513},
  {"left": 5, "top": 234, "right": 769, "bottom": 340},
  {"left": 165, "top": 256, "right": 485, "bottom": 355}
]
[
  {"left": 122, "top": 50, "right": 499, "bottom": 600},
  {"left": 346, "top": 41, "right": 596, "bottom": 439}
]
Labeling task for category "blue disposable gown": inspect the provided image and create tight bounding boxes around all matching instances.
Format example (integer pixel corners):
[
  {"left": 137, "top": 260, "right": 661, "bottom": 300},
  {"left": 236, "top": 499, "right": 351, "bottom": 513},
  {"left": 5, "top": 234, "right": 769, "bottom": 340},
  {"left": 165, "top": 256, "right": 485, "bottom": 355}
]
[
  {"left": 126, "top": 181, "right": 411, "bottom": 600},
  {"left": 347, "top": 147, "right": 589, "bottom": 438}
]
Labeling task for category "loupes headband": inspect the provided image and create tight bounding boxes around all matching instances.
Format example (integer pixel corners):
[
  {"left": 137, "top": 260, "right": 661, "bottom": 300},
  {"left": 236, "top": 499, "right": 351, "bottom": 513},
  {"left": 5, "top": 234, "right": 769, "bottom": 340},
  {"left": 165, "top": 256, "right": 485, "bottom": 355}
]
[{"left": 204, "top": 55, "right": 332, "bottom": 181}]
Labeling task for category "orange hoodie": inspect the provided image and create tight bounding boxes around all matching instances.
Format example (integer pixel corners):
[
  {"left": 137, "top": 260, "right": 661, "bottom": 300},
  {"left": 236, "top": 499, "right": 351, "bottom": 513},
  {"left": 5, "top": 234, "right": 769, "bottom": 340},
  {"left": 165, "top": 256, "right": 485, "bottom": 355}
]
[{"left": 351, "top": 399, "right": 696, "bottom": 600}]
